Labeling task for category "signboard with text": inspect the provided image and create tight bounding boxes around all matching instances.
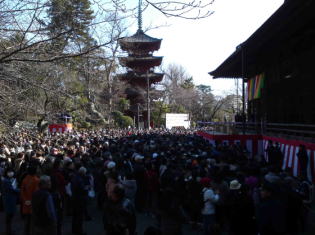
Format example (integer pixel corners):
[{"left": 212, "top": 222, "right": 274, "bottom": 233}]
[{"left": 165, "top": 113, "right": 190, "bottom": 129}]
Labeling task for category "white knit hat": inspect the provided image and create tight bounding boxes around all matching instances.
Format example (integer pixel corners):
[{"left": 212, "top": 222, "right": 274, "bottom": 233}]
[{"left": 107, "top": 161, "right": 116, "bottom": 169}]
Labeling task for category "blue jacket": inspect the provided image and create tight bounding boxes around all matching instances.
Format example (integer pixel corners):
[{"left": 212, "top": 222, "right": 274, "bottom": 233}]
[
  {"left": 32, "top": 189, "right": 57, "bottom": 227},
  {"left": 71, "top": 174, "right": 88, "bottom": 207},
  {"left": 1, "top": 177, "right": 20, "bottom": 214}
]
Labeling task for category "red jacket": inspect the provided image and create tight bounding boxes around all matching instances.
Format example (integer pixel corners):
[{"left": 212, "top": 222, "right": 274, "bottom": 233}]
[{"left": 21, "top": 175, "right": 39, "bottom": 214}]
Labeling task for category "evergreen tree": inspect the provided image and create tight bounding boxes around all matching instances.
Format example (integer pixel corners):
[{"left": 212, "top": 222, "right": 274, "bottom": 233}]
[{"left": 48, "top": 0, "right": 94, "bottom": 50}]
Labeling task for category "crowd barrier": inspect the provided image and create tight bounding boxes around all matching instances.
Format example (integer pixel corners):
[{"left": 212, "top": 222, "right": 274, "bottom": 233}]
[{"left": 197, "top": 131, "right": 315, "bottom": 182}]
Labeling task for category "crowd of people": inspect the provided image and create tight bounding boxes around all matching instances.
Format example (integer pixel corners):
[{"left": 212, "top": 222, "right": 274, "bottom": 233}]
[{"left": 0, "top": 128, "right": 313, "bottom": 235}]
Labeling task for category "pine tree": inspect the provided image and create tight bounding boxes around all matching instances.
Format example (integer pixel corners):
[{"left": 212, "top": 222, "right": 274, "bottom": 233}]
[{"left": 48, "top": 0, "right": 94, "bottom": 50}]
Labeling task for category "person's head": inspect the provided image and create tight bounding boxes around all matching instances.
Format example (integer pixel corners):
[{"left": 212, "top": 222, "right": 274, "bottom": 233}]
[
  {"left": 39, "top": 175, "right": 51, "bottom": 190},
  {"left": 200, "top": 177, "right": 212, "bottom": 188},
  {"left": 107, "top": 161, "right": 116, "bottom": 170},
  {"left": 230, "top": 179, "right": 242, "bottom": 190},
  {"left": 5, "top": 168, "right": 15, "bottom": 178},
  {"left": 51, "top": 148, "right": 58, "bottom": 156},
  {"left": 53, "top": 159, "right": 62, "bottom": 170},
  {"left": 260, "top": 182, "right": 276, "bottom": 199},
  {"left": 27, "top": 165, "right": 37, "bottom": 176},
  {"left": 134, "top": 154, "right": 144, "bottom": 163},
  {"left": 78, "top": 166, "right": 87, "bottom": 176},
  {"left": 299, "top": 144, "right": 306, "bottom": 150},
  {"left": 64, "top": 161, "right": 75, "bottom": 170}
]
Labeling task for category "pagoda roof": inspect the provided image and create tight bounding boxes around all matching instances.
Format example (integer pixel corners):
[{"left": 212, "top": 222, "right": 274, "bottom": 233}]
[
  {"left": 119, "top": 56, "right": 163, "bottom": 72},
  {"left": 118, "top": 71, "right": 164, "bottom": 87},
  {"left": 125, "top": 87, "right": 143, "bottom": 98},
  {"left": 119, "top": 30, "right": 162, "bottom": 52},
  {"left": 209, "top": 0, "right": 314, "bottom": 79}
]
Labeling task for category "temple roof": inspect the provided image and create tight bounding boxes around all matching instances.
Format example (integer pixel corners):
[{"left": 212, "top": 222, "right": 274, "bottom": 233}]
[
  {"left": 209, "top": 0, "right": 314, "bottom": 79},
  {"left": 118, "top": 71, "right": 164, "bottom": 87},
  {"left": 118, "top": 30, "right": 162, "bottom": 53},
  {"left": 119, "top": 56, "right": 163, "bottom": 72}
]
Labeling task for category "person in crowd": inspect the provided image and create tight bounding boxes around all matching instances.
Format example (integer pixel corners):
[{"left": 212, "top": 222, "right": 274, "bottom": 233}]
[
  {"left": 274, "top": 143, "right": 284, "bottom": 168},
  {"left": 257, "top": 182, "right": 286, "bottom": 235},
  {"left": 71, "top": 167, "right": 89, "bottom": 235},
  {"left": 122, "top": 172, "right": 137, "bottom": 206},
  {"left": 103, "top": 184, "right": 136, "bottom": 235},
  {"left": 133, "top": 154, "right": 146, "bottom": 212},
  {"left": 1, "top": 168, "right": 20, "bottom": 235},
  {"left": 31, "top": 175, "right": 57, "bottom": 235},
  {"left": 84, "top": 169, "right": 94, "bottom": 221},
  {"left": 0, "top": 127, "right": 313, "bottom": 235},
  {"left": 159, "top": 186, "right": 187, "bottom": 235},
  {"left": 283, "top": 176, "right": 302, "bottom": 235},
  {"left": 200, "top": 177, "right": 219, "bottom": 235},
  {"left": 297, "top": 145, "right": 308, "bottom": 179},
  {"left": 63, "top": 160, "right": 75, "bottom": 216},
  {"left": 50, "top": 158, "right": 66, "bottom": 234},
  {"left": 296, "top": 176, "right": 313, "bottom": 233},
  {"left": 145, "top": 162, "right": 159, "bottom": 217},
  {"left": 264, "top": 166, "right": 282, "bottom": 184},
  {"left": 226, "top": 179, "right": 255, "bottom": 235},
  {"left": 184, "top": 172, "right": 203, "bottom": 229},
  {"left": 105, "top": 171, "right": 120, "bottom": 202},
  {"left": 21, "top": 165, "right": 40, "bottom": 235}
]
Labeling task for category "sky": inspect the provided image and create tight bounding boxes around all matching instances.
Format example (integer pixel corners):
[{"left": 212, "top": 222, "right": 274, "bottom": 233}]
[{"left": 133, "top": 0, "right": 284, "bottom": 96}]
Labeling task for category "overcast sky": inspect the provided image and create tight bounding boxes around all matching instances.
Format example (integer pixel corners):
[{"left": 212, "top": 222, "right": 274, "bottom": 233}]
[{"left": 134, "top": 0, "right": 284, "bottom": 95}]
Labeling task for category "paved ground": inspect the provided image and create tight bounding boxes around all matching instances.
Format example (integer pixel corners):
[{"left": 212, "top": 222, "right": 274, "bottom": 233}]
[
  {"left": 1, "top": 198, "right": 314, "bottom": 235},
  {"left": 0, "top": 198, "right": 201, "bottom": 235}
]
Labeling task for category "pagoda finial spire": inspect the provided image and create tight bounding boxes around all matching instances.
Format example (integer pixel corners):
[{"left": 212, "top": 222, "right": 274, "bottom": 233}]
[{"left": 138, "top": 0, "right": 143, "bottom": 31}]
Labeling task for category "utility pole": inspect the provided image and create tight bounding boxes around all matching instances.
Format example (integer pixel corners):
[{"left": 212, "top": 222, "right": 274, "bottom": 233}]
[
  {"left": 137, "top": 103, "right": 140, "bottom": 130},
  {"left": 146, "top": 70, "right": 150, "bottom": 129},
  {"left": 241, "top": 45, "right": 246, "bottom": 135}
]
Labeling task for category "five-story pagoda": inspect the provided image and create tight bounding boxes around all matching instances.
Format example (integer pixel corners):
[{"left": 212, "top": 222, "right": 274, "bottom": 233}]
[{"left": 118, "top": 0, "right": 164, "bottom": 129}]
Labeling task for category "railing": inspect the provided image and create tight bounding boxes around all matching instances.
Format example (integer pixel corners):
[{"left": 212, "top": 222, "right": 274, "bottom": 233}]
[{"left": 197, "top": 121, "right": 315, "bottom": 140}]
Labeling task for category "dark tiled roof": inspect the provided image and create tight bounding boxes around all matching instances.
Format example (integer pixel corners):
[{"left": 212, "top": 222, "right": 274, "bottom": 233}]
[
  {"left": 119, "top": 56, "right": 163, "bottom": 71},
  {"left": 119, "top": 29, "right": 161, "bottom": 43},
  {"left": 117, "top": 72, "right": 164, "bottom": 87},
  {"left": 119, "top": 30, "right": 162, "bottom": 52}
]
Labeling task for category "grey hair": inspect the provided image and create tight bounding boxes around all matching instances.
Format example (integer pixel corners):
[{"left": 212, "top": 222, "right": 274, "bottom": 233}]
[
  {"left": 39, "top": 175, "right": 51, "bottom": 187},
  {"left": 78, "top": 166, "right": 87, "bottom": 175}
]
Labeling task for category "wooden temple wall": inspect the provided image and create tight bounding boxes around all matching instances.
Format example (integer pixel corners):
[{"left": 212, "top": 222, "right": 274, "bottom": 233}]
[{"left": 253, "top": 41, "right": 315, "bottom": 124}]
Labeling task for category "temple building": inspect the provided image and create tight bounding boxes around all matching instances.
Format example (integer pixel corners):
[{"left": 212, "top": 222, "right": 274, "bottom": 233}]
[
  {"left": 118, "top": 1, "right": 163, "bottom": 128},
  {"left": 209, "top": 0, "right": 315, "bottom": 128},
  {"left": 202, "top": 0, "right": 315, "bottom": 181}
]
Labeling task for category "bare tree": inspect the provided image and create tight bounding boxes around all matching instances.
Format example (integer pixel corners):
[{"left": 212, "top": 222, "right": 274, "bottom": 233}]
[
  {"left": 0, "top": 0, "right": 129, "bottom": 129},
  {"left": 145, "top": 0, "right": 215, "bottom": 19},
  {"left": 0, "top": 0, "right": 216, "bottom": 131}
]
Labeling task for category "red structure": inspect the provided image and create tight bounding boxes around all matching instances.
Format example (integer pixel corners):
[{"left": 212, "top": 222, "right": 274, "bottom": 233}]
[
  {"left": 48, "top": 114, "right": 73, "bottom": 133},
  {"left": 118, "top": 1, "right": 164, "bottom": 128},
  {"left": 48, "top": 123, "right": 73, "bottom": 133}
]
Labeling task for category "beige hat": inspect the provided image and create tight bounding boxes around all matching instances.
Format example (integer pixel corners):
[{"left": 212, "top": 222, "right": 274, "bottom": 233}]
[{"left": 230, "top": 180, "right": 242, "bottom": 190}]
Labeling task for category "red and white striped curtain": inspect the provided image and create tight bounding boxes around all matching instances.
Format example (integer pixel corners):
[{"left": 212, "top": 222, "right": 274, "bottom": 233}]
[
  {"left": 263, "top": 136, "right": 315, "bottom": 181},
  {"left": 198, "top": 131, "right": 315, "bottom": 182}
]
